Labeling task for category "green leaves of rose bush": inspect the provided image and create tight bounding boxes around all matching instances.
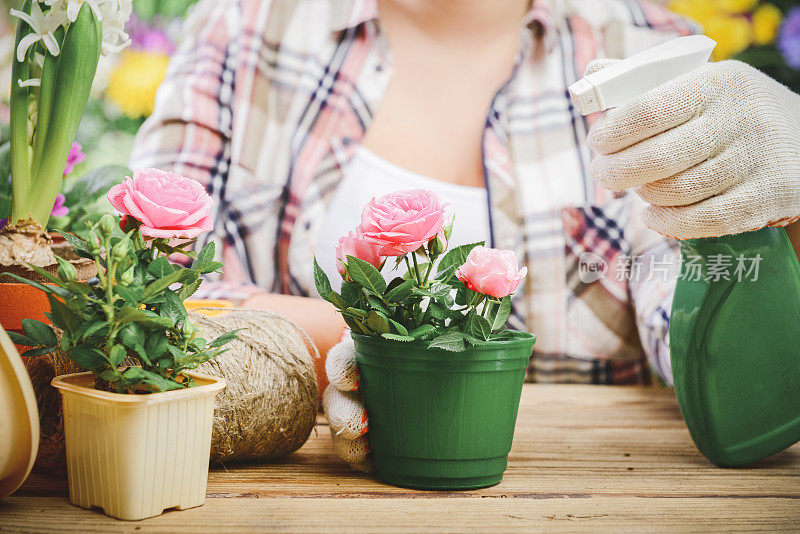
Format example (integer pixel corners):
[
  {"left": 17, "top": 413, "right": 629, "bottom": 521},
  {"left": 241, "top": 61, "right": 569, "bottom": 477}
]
[
  {"left": 314, "top": 241, "right": 525, "bottom": 352},
  {"left": 4, "top": 218, "right": 237, "bottom": 393}
]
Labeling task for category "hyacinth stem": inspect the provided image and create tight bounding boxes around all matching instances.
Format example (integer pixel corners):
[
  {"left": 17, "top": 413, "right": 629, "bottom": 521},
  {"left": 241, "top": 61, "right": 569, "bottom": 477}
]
[
  {"left": 9, "top": 2, "right": 101, "bottom": 229},
  {"left": 9, "top": 0, "right": 33, "bottom": 222}
]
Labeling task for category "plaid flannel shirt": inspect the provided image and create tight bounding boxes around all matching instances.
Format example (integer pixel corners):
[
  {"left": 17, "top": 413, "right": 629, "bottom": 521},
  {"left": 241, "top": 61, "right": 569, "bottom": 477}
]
[{"left": 130, "top": 0, "right": 698, "bottom": 385}]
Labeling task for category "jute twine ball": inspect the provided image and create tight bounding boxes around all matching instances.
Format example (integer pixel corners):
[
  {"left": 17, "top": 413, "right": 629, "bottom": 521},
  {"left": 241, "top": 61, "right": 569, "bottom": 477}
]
[{"left": 25, "top": 308, "right": 319, "bottom": 473}]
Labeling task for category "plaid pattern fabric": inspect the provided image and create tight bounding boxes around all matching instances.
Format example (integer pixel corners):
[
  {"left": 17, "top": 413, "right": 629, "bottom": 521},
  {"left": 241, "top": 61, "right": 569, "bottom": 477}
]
[{"left": 130, "top": 0, "right": 697, "bottom": 385}]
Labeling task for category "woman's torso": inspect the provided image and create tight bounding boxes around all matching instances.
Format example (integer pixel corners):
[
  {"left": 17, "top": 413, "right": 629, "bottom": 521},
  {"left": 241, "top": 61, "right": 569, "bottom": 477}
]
[{"left": 132, "top": 0, "right": 698, "bottom": 384}]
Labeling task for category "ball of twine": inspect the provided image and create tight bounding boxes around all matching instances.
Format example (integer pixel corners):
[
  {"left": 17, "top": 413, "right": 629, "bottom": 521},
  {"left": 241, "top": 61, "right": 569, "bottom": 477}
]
[{"left": 25, "top": 308, "right": 319, "bottom": 473}]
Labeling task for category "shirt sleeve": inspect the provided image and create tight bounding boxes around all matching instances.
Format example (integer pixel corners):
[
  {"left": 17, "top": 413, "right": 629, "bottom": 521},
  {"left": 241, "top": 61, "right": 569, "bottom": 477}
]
[
  {"left": 129, "top": 0, "right": 259, "bottom": 301},
  {"left": 624, "top": 194, "right": 681, "bottom": 385}
]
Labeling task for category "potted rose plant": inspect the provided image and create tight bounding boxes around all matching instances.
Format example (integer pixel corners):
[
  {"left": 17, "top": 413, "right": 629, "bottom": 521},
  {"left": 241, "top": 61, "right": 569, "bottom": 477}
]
[
  {"left": 0, "top": 0, "right": 131, "bottom": 338},
  {"left": 314, "top": 189, "right": 536, "bottom": 490},
  {"left": 5, "top": 169, "right": 237, "bottom": 521}
]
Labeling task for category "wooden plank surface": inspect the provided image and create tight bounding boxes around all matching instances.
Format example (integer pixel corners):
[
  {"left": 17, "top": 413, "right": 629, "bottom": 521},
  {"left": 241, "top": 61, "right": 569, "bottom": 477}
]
[{"left": 2, "top": 385, "right": 799, "bottom": 532}]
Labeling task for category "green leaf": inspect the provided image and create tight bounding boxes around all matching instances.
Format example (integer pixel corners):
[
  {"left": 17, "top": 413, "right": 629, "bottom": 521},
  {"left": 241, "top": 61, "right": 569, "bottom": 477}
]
[
  {"left": 81, "top": 321, "right": 107, "bottom": 341},
  {"left": 328, "top": 291, "right": 347, "bottom": 310},
  {"left": 197, "top": 261, "right": 223, "bottom": 274},
  {"left": 343, "top": 307, "right": 368, "bottom": 319},
  {"left": 385, "top": 279, "right": 413, "bottom": 303},
  {"left": 22, "top": 346, "right": 57, "bottom": 357},
  {"left": 208, "top": 330, "right": 240, "bottom": 348},
  {"left": 346, "top": 256, "right": 386, "bottom": 294},
  {"left": 428, "top": 330, "right": 467, "bottom": 352},
  {"left": 366, "top": 310, "right": 390, "bottom": 334},
  {"left": 108, "top": 345, "right": 127, "bottom": 366},
  {"left": 436, "top": 241, "right": 484, "bottom": 279},
  {"left": 490, "top": 297, "right": 512, "bottom": 332},
  {"left": 381, "top": 333, "right": 415, "bottom": 342},
  {"left": 56, "top": 230, "right": 88, "bottom": 252},
  {"left": 70, "top": 345, "right": 108, "bottom": 371},
  {"left": 409, "top": 324, "right": 436, "bottom": 340},
  {"left": 145, "top": 332, "right": 169, "bottom": 359},
  {"left": 120, "top": 367, "right": 184, "bottom": 392},
  {"left": 119, "top": 323, "right": 144, "bottom": 351},
  {"left": 466, "top": 313, "right": 492, "bottom": 341},
  {"left": 367, "top": 295, "right": 390, "bottom": 315},
  {"left": 46, "top": 293, "right": 77, "bottom": 332},
  {"left": 147, "top": 256, "right": 173, "bottom": 278},
  {"left": 388, "top": 318, "right": 409, "bottom": 336},
  {"left": 340, "top": 281, "right": 361, "bottom": 307},
  {"left": 8, "top": 331, "right": 35, "bottom": 345},
  {"left": 313, "top": 258, "right": 332, "bottom": 299},
  {"left": 180, "top": 279, "right": 202, "bottom": 301},
  {"left": 463, "top": 334, "right": 488, "bottom": 347},
  {"left": 141, "top": 268, "right": 187, "bottom": 302},
  {"left": 21, "top": 319, "right": 57, "bottom": 346},
  {"left": 160, "top": 289, "right": 187, "bottom": 322},
  {"left": 194, "top": 241, "right": 215, "bottom": 268},
  {"left": 115, "top": 306, "right": 175, "bottom": 328},
  {"left": 0, "top": 272, "right": 68, "bottom": 298},
  {"left": 115, "top": 284, "right": 143, "bottom": 303}
]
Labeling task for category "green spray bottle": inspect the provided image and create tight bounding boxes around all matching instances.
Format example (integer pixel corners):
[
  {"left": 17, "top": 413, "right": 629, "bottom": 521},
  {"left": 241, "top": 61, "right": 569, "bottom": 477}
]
[{"left": 570, "top": 36, "right": 800, "bottom": 466}]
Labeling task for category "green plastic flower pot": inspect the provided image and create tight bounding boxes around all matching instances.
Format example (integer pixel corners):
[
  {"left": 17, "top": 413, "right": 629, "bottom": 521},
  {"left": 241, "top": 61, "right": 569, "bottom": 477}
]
[{"left": 353, "top": 332, "right": 536, "bottom": 490}]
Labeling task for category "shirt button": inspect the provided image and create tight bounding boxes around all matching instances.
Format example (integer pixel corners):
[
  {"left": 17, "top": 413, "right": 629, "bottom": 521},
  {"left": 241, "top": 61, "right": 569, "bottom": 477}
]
[{"left": 375, "top": 64, "right": 383, "bottom": 72}]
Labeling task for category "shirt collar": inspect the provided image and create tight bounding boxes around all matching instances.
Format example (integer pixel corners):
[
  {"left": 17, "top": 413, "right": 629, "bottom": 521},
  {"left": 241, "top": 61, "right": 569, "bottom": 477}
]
[
  {"left": 330, "top": 0, "right": 379, "bottom": 32},
  {"left": 331, "top": 0, "right": 554, "bottom": 42}
]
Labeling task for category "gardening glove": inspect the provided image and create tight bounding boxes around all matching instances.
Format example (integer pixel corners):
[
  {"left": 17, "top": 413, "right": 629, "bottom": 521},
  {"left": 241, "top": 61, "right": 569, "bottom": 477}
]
[
  {"left": 586, "top": 59, "right": 800, "bottom": 239},
  {"left": 321, "top": 335, "right": 372, "bottom": 473}
]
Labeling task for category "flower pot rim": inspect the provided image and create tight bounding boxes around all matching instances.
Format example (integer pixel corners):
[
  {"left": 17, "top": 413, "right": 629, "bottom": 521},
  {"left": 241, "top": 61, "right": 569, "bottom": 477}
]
[
  {"left": 52, "top": 370, "right": 225, "bottom": 405},
  {"left": 351, "top": 330, "right": 536, "bottom": 352}
]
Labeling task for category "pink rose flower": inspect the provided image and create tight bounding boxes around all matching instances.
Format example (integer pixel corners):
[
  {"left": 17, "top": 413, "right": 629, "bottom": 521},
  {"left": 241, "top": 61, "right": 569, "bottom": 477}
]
[
  {"left": 335, "top": 228, "right": 383, "bottom": 277},
  {"left": 456, "top": 246, "right": 527, "bottom": 298},
  {"left": 63, "top": 141, "right": 86, "bottom": 176},
  {"left": 360, "top": 189, "right": 448, "bottom": 257},
  {"left": 107, "top": 168, "right": 213, "bottom": 238}
]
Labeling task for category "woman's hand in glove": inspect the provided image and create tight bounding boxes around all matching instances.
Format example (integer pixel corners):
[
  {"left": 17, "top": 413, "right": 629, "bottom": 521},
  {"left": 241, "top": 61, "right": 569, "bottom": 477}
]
[
  {"left": 586, "top": 59, "right": 800, "bottom": 239},
  {"left": 321, "top": 335, "right": 372, "bottom": 472}
]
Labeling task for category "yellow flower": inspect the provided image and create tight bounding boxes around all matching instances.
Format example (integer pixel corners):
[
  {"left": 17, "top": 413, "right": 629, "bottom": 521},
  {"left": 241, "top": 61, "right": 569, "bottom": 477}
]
[
  {"left": 716, "top": 0, "right": 758, "bottom": 14},
  {"left": 668, "top": 0, "right": 717, "bottom": 26},
  {"left": 702, "top": 14, "right": 753, "bottom": 60},
  {"left": 106, "top": 50, "right": 170, "bottom": 119},
  {"left": 752, "top": 3, "right": 782, "bottom": 45}
]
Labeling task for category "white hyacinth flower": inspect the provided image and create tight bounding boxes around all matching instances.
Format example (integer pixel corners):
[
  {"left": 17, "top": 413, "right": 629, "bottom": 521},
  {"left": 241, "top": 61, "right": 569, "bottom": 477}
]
[
  {"left": 18, "top": 77, "right": 41, "bottom": 87},
  {"left": 64, "top": 0, "right": 104, "bottom": 22},
  {"left": 97, "top": 0, "right": 132, "bottom": 55},
  {"left": 9, "top": 2, "right": 68, "bottom": 62}
]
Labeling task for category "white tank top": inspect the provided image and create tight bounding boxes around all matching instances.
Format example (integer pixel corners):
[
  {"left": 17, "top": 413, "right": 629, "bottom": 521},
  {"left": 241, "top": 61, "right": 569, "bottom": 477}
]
[{"left": 314, "top": 147, "right": 491, "bottom": 290}]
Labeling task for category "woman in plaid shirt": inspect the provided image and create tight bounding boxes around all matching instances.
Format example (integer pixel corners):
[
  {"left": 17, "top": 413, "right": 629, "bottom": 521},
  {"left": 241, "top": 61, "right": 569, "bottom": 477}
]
[{"left": 131, "top": 0, "right": 800, "bottom": 389}]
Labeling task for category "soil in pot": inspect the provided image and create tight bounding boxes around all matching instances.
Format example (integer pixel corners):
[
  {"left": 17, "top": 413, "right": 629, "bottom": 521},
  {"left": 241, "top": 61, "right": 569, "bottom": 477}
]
[
  {"left": 353, "top": 332, "right": 536, "bottom": 490},
  {"left": 0, "top": 225, "right": 96, "bottom": 353}
]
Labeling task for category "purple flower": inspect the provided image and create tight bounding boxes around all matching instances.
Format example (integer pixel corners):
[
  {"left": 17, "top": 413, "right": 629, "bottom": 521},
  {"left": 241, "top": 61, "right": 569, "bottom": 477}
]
[
  {"left": 51, "top": 193, "right": 69, "bottom": 218},
  {"left": 128, "top": 15, "right": 175, "bottom": 55},
  {"left": 64, "top": 141, "right": 86, "bottom": 176},
  {"left": 0, "top": 217, "right": 7, "bottom": 230},
  {"left": 777, "top": 7, "right": 800, "bottom": 70}
]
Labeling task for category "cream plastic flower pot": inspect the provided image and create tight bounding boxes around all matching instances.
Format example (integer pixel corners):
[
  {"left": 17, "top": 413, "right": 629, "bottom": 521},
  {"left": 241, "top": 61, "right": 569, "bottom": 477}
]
[{"left": 51, "top": 371, "right": 225, "bottom": 521}]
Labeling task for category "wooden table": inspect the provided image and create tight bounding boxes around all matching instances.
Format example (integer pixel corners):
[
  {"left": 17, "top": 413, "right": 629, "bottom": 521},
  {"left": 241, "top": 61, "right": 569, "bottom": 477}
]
[{"left": 2, "top": 385, "right": 799, "bottom": 532}]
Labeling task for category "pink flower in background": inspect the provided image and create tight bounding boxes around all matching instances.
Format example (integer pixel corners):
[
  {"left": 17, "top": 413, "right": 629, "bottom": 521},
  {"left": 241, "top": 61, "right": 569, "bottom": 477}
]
[
  {"left": 360, "top": 189, "right": 448, "bottom": 257},
  {"left": 456, "top": 246, "right": 527, "bottom": 298},
  {"left": 50, "top": 193, "right": 69, "bottom": 217},
  {"left": 336, "top": 228, "right": 383, "bottom": 277},
  {"left": 107, "top": 168, "right": 213, "bottom": 238},
  {"left": 63, "top": 142, "right": 86, "bottom": 176}
]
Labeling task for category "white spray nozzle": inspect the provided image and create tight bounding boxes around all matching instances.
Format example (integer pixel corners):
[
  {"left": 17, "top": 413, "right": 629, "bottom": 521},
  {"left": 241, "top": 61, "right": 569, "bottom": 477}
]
[{"left": 568, "top": 35, "right": 717, "bottom": 116}]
